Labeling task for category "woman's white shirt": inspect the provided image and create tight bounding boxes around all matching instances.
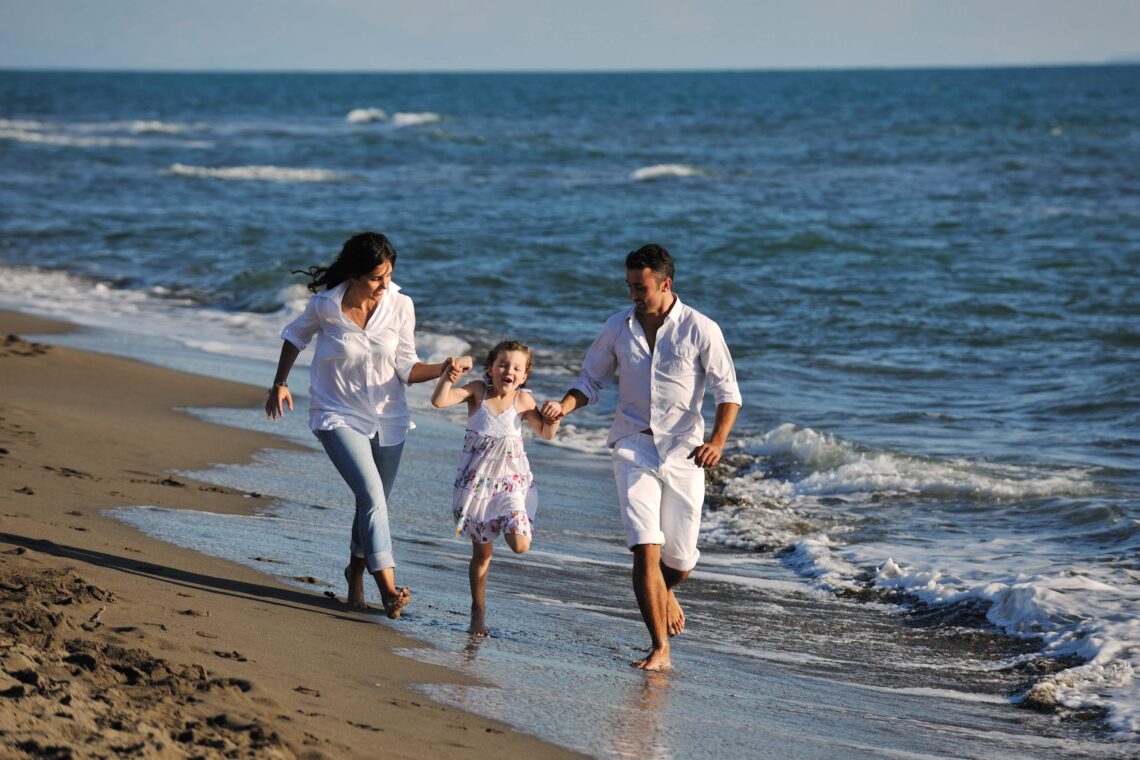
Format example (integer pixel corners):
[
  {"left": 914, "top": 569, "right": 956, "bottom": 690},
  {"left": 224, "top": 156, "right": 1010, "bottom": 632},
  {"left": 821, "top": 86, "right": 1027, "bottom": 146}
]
[{"left": 281, "top": 281, "right": 420, "bottom": 444}]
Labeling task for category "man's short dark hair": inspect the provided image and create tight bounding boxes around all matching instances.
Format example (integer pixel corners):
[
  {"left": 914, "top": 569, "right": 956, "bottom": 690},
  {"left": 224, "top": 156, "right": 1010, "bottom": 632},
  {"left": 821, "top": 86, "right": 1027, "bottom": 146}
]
[{"left": 625, "top": 244, "right": 675, "bottom": 282}]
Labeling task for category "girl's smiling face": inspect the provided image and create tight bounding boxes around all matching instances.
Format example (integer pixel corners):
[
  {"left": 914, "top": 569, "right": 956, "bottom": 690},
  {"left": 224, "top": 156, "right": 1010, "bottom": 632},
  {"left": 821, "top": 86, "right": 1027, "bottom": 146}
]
[{"left": 488, "top": 349, "right": 530, "bottom": 395}]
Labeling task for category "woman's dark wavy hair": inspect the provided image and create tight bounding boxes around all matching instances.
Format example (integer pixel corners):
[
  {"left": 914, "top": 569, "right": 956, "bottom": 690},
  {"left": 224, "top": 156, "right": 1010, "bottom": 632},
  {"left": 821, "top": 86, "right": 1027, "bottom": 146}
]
[
  {"left": 483, "top": 339, "right": 533, "bottom": 388},
  {"left": 294, "top": 232, "right": 398, "bottom": 293}
]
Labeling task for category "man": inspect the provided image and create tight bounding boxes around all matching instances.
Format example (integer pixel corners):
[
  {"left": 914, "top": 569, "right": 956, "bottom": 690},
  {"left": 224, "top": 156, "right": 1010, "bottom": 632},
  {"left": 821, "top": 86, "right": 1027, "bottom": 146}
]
[{"left": 542, "top": 244, "right": 741, "bottom": 670}]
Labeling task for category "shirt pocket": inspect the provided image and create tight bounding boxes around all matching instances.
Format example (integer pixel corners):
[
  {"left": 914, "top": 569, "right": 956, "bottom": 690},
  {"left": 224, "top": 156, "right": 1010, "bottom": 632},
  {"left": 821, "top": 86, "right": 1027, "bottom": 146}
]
[
  {"left": 368, "top": 326, "right": 400, "bottom": 360},
  {"left": 658, "top": 345, "right": 700, "bottom": 376},
  {"left": 315, "top": 324, "right": 361, "bottom": 361},
  {"left": 616, "top": 333, "right": 650, "bottom": 367}
]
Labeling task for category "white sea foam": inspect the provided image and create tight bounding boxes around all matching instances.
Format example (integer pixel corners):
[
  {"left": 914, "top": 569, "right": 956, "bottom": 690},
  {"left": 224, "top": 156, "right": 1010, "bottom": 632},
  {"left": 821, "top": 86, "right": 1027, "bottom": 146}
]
[
  {"left": 732, "top": 423, "right": 1094, "bottom": 501},
  {"left": 0, "top": 126, "right": 143, "bottom": 147},
  {"left": 346, "top": 107, "right": 388, "bottom": 123},
  {"left": 879, "top": 555, "right": 1139, "bottom": 734},
  {"left": 706, "top": 422, "right": 1137, "bottom": 737},
  {"left": 772, "top": 537, "right": 1140, "bottom": 737},
  {"left": 0, "top": 118, "right": 211, "bottom": 147},
  {"left": 125, "top": 120, "right": 190, "bottom": 134},
  {"left": 166, "top": 163, "right": 352, "bottom": 183},
  {"left": 0, "top": 265, "right": 465, "bottom": 373},
  {"left": 0, "top": 118, "right": 48, "bottom": 130},
  {"left": 630, "top": 164, "right": 702, "bottom": 181},
  {"left": 391, "top": 112, "right": 441, "bottom": 127}
]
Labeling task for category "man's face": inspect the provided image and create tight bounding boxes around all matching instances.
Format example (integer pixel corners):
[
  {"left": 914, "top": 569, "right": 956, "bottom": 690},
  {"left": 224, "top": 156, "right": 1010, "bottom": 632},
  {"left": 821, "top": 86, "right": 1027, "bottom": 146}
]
[{"left": 626, "top": 267, "right": 672, "bottom": 315}]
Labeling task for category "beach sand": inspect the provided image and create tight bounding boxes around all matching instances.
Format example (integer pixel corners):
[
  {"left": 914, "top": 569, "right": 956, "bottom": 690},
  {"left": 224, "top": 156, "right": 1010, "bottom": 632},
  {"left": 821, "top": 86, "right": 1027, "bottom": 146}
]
[{"left": 0, "top": 311, "right": 581, "bottom": 759}]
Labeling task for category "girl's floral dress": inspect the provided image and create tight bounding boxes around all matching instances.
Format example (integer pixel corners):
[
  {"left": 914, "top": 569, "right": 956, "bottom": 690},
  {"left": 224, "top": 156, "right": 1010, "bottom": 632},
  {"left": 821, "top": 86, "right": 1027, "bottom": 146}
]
[{"left": 452, "top": 390, "right": 538, "bottom": 543}]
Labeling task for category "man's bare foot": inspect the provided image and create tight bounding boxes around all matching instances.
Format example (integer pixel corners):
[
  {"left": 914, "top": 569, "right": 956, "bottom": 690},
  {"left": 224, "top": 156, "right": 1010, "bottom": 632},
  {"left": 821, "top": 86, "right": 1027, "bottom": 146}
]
[
  {"left": 631, "top": 647, "right": 672, "bottom": 671},
  {"left": 344, "top": 565, "right": 367, "bottom": 610},
  {"left": 382, "top": 587, "right": 411, "bottom": 619},
  {"left": 666, "top": 591, "right": 685, "bottom": 636},
  {"left": 468, "top": 603, "right": 489, "bottom": 636}
]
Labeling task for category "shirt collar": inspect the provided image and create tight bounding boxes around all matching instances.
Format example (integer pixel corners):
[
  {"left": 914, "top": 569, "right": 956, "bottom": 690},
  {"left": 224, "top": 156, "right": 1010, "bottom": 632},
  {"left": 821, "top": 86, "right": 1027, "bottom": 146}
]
[
  {"left": 624, "top": 293, "right": 684, "bottom": 325},
  {"left": 317, "top": 280, "right": 402, "bottom": 299}
]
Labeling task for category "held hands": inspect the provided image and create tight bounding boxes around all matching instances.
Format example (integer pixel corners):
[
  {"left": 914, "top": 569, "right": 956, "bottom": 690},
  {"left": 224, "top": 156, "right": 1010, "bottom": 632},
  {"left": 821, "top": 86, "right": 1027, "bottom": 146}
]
[
  {"left": 687, "top": 441, "right": 724, "bottom": 469},
  {"left": 540, "top": 400, "right": 565, "bottom": 424},
  {"left": 265, "top": 385, "right": 293, "bottom": 420},
  {"left": 443, "top": 355, "right": 474, "bottom": 383}
]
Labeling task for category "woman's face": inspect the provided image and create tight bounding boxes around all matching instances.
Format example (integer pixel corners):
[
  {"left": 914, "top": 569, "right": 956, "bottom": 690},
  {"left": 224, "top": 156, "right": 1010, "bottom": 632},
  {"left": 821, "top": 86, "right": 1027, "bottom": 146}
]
[{"left": 349, "top": 261, "right": 393, "bottom": 301}]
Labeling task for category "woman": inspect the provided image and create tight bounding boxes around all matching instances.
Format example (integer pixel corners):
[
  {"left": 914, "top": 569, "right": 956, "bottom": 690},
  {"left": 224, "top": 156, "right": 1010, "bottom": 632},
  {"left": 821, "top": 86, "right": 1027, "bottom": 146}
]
[{"left": 265, "top": 231, "right": 468, "bottom": 618}]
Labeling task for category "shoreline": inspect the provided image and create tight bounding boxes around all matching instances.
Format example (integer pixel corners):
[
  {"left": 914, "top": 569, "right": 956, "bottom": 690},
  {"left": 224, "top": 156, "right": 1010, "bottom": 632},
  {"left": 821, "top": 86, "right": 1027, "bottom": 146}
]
[{"left": 0, "top": 310, "right": 581, "bottom": 758}]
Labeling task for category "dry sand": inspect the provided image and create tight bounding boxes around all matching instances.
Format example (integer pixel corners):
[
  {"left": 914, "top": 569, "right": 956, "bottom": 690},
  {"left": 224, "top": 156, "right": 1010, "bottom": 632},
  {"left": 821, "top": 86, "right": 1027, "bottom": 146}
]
[{"left": 0, "top": 311, "right": 581, "bottom": 759}]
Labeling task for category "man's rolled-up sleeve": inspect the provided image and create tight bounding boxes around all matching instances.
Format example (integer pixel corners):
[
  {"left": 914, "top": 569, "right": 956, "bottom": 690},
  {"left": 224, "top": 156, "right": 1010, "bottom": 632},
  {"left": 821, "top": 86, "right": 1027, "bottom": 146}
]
[
  {"left": 702, "top": 321, "right": 742, "bottom": 407},
  {"left": 569, "top": 319, "right": 620, "bottom": 405}
]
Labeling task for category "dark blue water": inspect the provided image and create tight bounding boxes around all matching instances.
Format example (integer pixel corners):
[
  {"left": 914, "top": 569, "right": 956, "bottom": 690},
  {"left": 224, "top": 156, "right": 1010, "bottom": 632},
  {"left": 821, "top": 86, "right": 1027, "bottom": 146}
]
[{"left": 2, "top": 67, "right": 1138, "bottom": 747}]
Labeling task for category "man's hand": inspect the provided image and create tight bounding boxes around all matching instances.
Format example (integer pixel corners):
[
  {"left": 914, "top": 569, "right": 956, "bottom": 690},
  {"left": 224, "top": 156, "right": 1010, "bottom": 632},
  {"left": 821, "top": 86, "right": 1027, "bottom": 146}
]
[
  {"left": 687, "top": 441, "right": 724, "bottom": 469},
  {"left": 540, "top": 400, "right": 565, "bottom": 424}
]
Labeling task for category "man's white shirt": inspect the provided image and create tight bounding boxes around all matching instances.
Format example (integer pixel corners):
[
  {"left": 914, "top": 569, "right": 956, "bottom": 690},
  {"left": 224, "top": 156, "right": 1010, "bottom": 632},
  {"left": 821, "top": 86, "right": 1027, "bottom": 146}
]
[{"left": 570, "top": 295, "right": 741, "bottom": 461}]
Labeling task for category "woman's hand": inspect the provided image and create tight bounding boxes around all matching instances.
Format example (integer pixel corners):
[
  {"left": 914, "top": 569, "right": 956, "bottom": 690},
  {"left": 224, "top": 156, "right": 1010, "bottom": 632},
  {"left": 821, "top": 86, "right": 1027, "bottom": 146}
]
[
  {"left": 265, "top": 385, "right": 294, "bottom": 419},
  {"left": 444, "top": 355, "right": 474, "bottom": 382}
]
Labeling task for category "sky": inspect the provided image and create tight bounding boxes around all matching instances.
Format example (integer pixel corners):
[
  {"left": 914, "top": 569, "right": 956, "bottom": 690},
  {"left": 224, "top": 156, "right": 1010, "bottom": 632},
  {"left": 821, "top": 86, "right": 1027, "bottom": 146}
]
[{"left": 1, "top": 0, "right": 1138, "bottom": 72}]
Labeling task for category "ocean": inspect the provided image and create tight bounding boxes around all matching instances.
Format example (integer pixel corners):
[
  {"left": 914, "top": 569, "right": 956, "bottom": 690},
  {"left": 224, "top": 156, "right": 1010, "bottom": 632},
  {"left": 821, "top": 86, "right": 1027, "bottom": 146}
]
[{"left": 1, "top": 66, "right": 1137, "bottom": 757}]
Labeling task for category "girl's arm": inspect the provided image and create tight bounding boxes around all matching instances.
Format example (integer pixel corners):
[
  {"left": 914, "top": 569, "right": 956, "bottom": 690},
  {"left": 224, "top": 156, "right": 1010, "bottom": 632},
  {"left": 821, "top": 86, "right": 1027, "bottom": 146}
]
[
  {"left": 431, "top": 356, "right": 478, "bottom": 408},
  {"left": 520, "top": 395, "right": 560, "bottom": 440},
  {"left": 432, "top": 379, "right": 482, "bottom": 409}
]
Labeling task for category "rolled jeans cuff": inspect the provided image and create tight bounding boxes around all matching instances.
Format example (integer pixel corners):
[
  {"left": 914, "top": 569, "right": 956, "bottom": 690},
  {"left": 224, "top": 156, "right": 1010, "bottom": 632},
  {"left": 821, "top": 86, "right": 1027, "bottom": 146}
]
[{"left": 352, "top": 545, "right": 395, "bottom": 573}]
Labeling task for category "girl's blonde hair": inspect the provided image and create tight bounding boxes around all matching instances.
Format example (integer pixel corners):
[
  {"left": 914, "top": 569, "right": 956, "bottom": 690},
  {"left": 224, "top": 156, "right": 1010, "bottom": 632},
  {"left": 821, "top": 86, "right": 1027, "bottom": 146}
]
[{"left": 484, "top": 339, "right": 533, "bottom": 387}]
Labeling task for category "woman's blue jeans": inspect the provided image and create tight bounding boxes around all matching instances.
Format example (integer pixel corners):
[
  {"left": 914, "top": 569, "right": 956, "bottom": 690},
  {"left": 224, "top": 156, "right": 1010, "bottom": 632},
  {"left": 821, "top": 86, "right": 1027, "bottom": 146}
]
[{"left": 315, "top": 427, "right": 404, "bottom": 573}]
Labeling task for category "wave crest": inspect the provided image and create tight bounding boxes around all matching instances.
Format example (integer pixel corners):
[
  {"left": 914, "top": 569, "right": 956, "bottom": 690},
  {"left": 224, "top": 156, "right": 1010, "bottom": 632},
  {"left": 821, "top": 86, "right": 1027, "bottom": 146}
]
[
  {"left": 166, "top": 163, "right": 351, "bottom": 183},
  {"left": 391, "top": 112, "right": 441, "bottom": 127},
  {"left": 631, "top": 164, "right": 702, "bottom": 181},
  {"left": 346, "top": 108, "right": 388, "bottom": 123}
]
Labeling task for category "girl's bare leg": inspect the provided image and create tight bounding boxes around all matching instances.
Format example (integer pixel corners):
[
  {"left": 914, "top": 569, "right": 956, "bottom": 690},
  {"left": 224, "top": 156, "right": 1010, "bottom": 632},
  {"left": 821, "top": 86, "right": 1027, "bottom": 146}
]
[
  {"left": 504, "top": 531, "right": 531, "bottom": 554},
  {"left": 469, "top": 541, "right": 494, "bottom": 636}
]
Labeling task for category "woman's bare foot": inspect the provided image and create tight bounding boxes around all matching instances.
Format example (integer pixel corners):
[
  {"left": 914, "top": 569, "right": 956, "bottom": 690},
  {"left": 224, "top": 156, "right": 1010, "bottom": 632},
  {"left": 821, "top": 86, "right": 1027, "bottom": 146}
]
[
  {"left": 632, "top": 646, "right": 672, "bottom": 671},
  {"left": 468, "top": 603, "right": 489, "bottom": 637},
  {"left": 344, "top": 565, "right": 367, "bottom": 610},
  {"left": 381, "top": 587, "right": 411, "bottom": 619},
  {"left": 666, "top": 591, "right": 685, "bottom": 636}
]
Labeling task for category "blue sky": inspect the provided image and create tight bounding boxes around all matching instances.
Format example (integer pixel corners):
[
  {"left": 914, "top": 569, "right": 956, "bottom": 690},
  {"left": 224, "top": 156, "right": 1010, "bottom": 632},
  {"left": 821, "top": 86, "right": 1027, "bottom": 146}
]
[{"left": 2, "top": 0, "right": 1138, "bottom": 71}]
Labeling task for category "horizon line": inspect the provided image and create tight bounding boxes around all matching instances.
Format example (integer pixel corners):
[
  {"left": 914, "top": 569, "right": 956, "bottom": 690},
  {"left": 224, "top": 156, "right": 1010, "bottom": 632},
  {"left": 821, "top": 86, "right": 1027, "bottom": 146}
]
[{"left": 1, "top": 58, "right": 1138, "bottom": 76}]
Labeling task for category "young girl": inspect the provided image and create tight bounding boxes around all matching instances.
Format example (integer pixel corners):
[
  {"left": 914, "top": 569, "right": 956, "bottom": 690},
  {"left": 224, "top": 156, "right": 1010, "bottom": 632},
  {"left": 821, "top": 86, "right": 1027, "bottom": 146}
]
[{"left": 431, "top": 340, "right": 559, "bottom": 636}]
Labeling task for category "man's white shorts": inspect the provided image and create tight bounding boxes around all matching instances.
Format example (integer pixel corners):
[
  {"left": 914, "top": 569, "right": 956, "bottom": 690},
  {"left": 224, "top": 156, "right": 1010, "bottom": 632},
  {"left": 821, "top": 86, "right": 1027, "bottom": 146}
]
[{"left": 611, "top": 432, "right": 704, "bottom": 572}]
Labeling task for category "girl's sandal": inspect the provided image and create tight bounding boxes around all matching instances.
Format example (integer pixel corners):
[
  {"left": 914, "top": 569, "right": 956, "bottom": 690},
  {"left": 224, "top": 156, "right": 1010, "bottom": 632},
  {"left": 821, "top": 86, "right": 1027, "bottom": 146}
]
[{"left": 382, "top": 587, "right": 411, "bottom": 619}]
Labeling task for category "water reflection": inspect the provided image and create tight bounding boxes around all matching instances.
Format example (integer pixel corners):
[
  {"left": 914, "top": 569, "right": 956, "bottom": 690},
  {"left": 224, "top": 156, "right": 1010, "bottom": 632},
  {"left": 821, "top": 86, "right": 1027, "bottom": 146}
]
[{"left": 602, "top": 671, "right": 673, "bottom": 760}]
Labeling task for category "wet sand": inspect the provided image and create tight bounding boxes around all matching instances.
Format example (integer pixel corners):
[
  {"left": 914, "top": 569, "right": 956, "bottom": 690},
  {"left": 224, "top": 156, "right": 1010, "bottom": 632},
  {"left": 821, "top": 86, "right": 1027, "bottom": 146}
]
[{"left": 0, "top": 311, "right": 581, "bottom": 759}]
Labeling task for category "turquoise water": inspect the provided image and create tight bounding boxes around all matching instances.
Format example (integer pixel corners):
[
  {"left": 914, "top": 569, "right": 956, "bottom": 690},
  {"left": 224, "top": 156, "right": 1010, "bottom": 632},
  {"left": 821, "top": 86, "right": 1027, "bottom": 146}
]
[{"left": 2, "top": 67, "right": 1138, "bottom": 752}]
